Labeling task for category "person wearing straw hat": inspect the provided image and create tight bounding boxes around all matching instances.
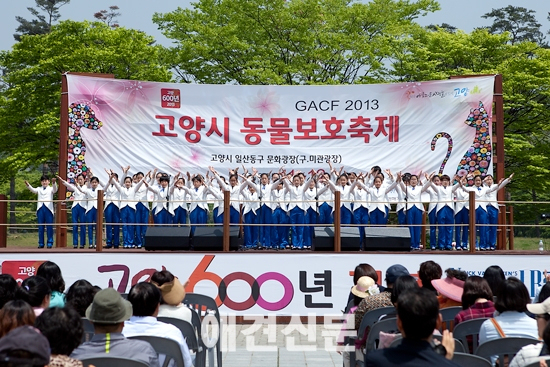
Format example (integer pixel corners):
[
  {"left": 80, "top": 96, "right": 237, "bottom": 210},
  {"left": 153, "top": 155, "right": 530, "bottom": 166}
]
[
  {"left": 151, "top": 270, "right": 192, "bottom": 325},
  {"left": 71, "top": 288, "right": 159, "bottom": 367}
]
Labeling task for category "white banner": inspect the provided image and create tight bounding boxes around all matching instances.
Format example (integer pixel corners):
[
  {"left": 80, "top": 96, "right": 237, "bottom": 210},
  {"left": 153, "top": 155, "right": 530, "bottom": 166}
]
[
  {"left": 66, "top": 75, "right": 495, "bottom": 182},
  {"left": 2, "top": 253, "right": 545, "bottom": 315}
]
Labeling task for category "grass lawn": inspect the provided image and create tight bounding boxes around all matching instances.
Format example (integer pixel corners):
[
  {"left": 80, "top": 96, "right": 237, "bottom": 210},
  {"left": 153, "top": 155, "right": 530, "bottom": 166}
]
[{"left": 3, "top": 231, "right": 544, "bottom": 251}]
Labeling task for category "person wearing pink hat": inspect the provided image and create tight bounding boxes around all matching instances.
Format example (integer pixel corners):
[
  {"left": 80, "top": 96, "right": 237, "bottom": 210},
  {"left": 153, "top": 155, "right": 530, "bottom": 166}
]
[{"left": 431, "top": 269, "right": 466, "bottom": 309}]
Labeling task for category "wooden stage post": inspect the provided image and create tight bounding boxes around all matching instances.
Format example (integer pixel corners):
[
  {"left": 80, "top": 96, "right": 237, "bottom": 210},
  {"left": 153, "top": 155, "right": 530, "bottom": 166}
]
[
  {"left": 0, "top": 195, "right": 6, "bottom": 247},
  {"left": 223, "top": 190, "right": 230, "bottom": 252},
  {"left": 469, "top": 191, "right": 476, "bottom": 253},
  {"left": 334, "top": 191, "right": 341, "bottom": 252},
  {"left": 95, "top": 190, "right": 104, "bottom": 252}
]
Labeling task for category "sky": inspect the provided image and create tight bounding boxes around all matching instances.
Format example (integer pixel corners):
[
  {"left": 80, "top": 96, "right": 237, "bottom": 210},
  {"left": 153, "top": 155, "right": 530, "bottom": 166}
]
[{"left": 0, "top": 0, "right": 548, "bottom": 51}]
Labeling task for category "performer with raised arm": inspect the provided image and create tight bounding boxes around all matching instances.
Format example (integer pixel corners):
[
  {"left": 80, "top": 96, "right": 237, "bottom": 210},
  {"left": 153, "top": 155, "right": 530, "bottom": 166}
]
[
  {"left": 283, "top": 171, "right": 316, "bottom": 250},
  {"left": 210, "top": 166, "right": 246, "bottom": 225},
  {"left": 56, "top": 174, "right": 87, "bottom": 249},
  {"left": 24, "top": 175, "right": 58, "bottom": 248},
  {"left": 399, "top": 172, "right": 425, "bottom": 250}
]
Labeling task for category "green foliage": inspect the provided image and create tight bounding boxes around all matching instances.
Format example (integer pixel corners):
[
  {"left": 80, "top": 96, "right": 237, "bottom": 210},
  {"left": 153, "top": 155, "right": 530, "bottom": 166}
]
[
  {"left": 481, "top": 6, "right": 546, "bottom": 46},
  {"left": 0, "top": 170, "right": 43, "bottom": 229},
  {"left": 153, "top": 0, "right": 439, "bottom": 84},
  {"left": 0, "top": 21, "right": 172, "bottom": 183},
  {"left": 14, "top": 0, "right": 70, "bottom": 41}
]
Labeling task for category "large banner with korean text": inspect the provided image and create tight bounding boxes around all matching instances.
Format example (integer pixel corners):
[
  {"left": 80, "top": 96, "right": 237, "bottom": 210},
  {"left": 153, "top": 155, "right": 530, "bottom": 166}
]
[
  {"left": 66, "top": 74, "right": 495, "bottom": 181},
  {"left": 1, "top": 253, "right": 545, "bottom": 316}
]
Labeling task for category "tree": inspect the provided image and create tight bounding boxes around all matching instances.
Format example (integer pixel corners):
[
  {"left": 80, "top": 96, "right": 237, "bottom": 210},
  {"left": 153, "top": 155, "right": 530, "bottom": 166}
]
[
  {"left": 426, "top": 23, "right": 457, "bottom": 33},
  {"left": 0, "top": 21, "right": 172, "bottom": 183},
  {"left": 14, "top": 0, "right": 70, "bottom": 41},
  {"left": 153, "top": 0, "right": 439, "bottom": 84},
  {"left": 481, "top": 6, "right": 546, "bottom": 46},
  {"left": 94, "top": 5, "right": 121, "bottom": 29}
]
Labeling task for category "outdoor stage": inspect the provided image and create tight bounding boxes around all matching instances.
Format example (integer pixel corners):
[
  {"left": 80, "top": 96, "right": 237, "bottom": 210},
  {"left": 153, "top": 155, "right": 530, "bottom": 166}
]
[{"left": 0, "top": 247, "right": 545, "bottom": 316}]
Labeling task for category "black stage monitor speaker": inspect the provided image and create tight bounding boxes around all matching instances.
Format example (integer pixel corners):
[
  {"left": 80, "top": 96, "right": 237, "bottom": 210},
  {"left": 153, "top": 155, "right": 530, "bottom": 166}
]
[
  {"left": 314, "top": 227, "right": 362, "bottom": 251},
  {"left": 144, "top": 227, "right": 191, "bottom": 251},
  {"left": 192, "top": 226, "right": 241, "bottom": 251},
  {"left": 364, "top": 227, "right": 410, "bottom": 252}
]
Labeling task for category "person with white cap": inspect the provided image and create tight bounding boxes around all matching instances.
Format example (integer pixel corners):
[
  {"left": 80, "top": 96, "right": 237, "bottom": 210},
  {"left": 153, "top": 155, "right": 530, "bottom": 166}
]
[
  {"left": 509, "top": 293, "right": 550, "bottom": 367},
  {"left": 70, "top": 288, "right": 159, "bottom": 367}
]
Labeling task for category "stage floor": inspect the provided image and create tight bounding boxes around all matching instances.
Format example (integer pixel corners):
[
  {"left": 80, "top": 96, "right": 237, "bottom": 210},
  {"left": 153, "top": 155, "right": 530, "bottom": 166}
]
[{"left": 0, "top": 247, "right": 536, "bottom": 255}]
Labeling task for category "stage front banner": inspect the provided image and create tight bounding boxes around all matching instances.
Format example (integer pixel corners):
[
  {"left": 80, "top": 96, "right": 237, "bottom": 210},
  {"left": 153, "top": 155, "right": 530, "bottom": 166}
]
[
  {"left": 66, "top": 74, "right": 495, "bottom": 181},
  {"left": 1, "top": 253, "right": 545, "bottom": 316}
]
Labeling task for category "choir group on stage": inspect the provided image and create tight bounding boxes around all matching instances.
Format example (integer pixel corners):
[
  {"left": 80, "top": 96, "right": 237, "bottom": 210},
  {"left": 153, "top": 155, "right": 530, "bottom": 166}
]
[{"left": 26, "top": 164, "right": 513, "bottom": 251}]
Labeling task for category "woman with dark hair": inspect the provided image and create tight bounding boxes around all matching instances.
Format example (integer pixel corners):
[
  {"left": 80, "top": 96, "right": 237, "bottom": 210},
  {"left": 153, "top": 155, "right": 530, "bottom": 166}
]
[
  {"left": 346, "top": 263, "right": 382, "bottom": 310},
  {"left": 65, "top": 280, "right": 99, "bottom": 317},
  {"left": 35, "top": 307, "right": 84, "bottom": 367},
  {"left": 16, "top": 276, "right": 51, "bottom": 316},
  {"left": 479, "top": 277, "right": 537, "bottom": 344},
  {"left": 418, "top": 261, "right": 442, "bottom": 294},
  {"left": 483, "top": 265, "right": 505, "bottom": 297},
  {"left": 150, "top": 270, "right": 192, "bottom": 324},
  {"left": 454, "top": 276, "right": 495, "bottom": 326},
  {"left": 0, "top": 274, "right": 17, "bottom": 309},
  {"left": 36, "top": 261, "right": 66, "bottom": 307},
  {"left": 0, "top": 300, "right": 36, "bottom": 337}
]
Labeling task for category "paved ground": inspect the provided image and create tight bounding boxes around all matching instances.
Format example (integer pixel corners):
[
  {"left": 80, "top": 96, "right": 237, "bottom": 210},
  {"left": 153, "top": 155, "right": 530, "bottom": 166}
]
[{"left": 212, "top": 324, "right": 343, "bottom": 367}]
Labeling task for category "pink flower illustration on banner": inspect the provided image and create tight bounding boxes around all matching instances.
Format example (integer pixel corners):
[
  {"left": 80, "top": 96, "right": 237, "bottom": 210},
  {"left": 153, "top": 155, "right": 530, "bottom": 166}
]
[
  {"left": 169, "top": 157, "right": 184, "bottom": 171},
  {"left": 248, "top": 89, "right": 281, "bottom": 116},
  {"left": 189, "top": 148, "right": 202, "bottom": 164},
  {"left": 123, "top": 80, "right": 155, "bottom": 112}
]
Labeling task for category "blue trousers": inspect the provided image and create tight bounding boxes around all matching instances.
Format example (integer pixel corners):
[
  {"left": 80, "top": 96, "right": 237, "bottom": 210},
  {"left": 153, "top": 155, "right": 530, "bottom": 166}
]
[
  {"left": 407, "top": 206, "right": 423, "bottom": 249},
  {"left": 475, "top": 207, "right": 489, "bottom": 249},
  {"left": 173, "top": 207, "right": 188, "bottom": 226},
  {"left": 437, "top": 206, "right": 454, "bottom": 249},
  {"left": 304, "top": 207, "right": 317, "bottom": 248},
  {"left": 120, "top": 206, "right": 135, "bottom": 247},
  {"left": 243, "top": 211, "right": 258, "bottom": 248},
  {"left": 190, "top": 207, "right": 207, "bottom": 234},
  {"left": 71, "top": 204, "right": 86, "bottom": 247},
  {"left": 318, "top": 203, "right": 333, "bottom": 225},
  {"left": 37, "top": 206, "right": 54, "bottom": 248},
  {"left": 290, "top": 206, "right": 304, "bottom": 248},
  {"left": 454, "top": 208, "right": 469, "bottom": 248},
  {"left": 340, "top": 207, "right": 352, "bottom": 225},
  {"left": 229, "top": 207, "right": 240, "bottom": 225},
  {"left": 104, "top": 203, "right": 120, "bottom": 247},
  {"left": 397, "top": 209, "right": 406, "bottom": 225},
  {"left": 369, "top": 208, "right": 386, "bottom": 225},
  {"left": 487, "top": 205, "right": 498, "bottom": 248},
  {"left": 428, "top": 209, "right": 437, "bottom": 248},
  {"left": 272, "top": 207, "right": 289, "bottom": 248},
  {"left": 153, "top": 207, "right": 172, "bottom": 225},
  {"left": 354, "top": 207, "right": 369, "bottom": 247},
  {"left": 134, "top": 202, "right": 149, "bottom": 247},
  {"left": 213, "top": 207, "right": 223, "bottom": 224},
  {"left": 259, "top": 204, "right": 272, "bottom": 248},
  {"left": 85, "top": 207, "right": 97, "bottom": 246}
]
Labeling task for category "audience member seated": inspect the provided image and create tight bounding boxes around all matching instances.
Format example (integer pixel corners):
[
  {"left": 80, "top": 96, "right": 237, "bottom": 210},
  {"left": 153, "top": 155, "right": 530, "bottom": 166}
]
[
  {"left": 35, "top": 307, "right": 84, "bottom": 367},
  {"left": 122, "top": 282, "right": 194, "bottom": 367},
  {"left": 418, "top": 261, "right": 442, "bottom": 295},
  {"left": 16, "top": 276, "right": 51, "bottom": 316},
  {"left": 483, "top": 265, "right": 505, "bottom": 298},
  {"left": 532, "top": 284, "right": 550, "bottom": 339},
  {"left": 0, "top": 300, "right": 36, "bottom": 338},
  {"left": 65, "top": 279, "right": 99, "bottom": 317},
  {"left": 432, "top": 269, "right": 467, "bottom": 309},
  {"left": 454, "top": 276, "right": 495, "bottom": 325},
  {"left": 338, "top": 276, "right": 377, "bottom": 367},
  {"left": 479, "top": 277, "right": 538, "bottom": 344},
  {"left": 71, "top": 288, "right": 160, "bottom": 367},
  {"left": 346, "top": 263, "right": 383, "bottom": 310},
  {"left": 0, "top": 275, "right": 17, "bottom": 309},
  {"left": 355, "top": 264, "right": 409, "bottom": 330},
  {"left": 382, "top": 275, "right": 420, "bottom": 321},
  {"left": 0, "top": 326, "right": 50, "bottom": 367},
  {"left": 364, "top": 288, "right": 460, "bottom": 367},
  {"left": 150, "top": 270, "right": 192, "bottom": 324},
  {"left": 36, "top": 261, "right": 66, "bottom": 308},
  {"left": 510, "top": 296, "right": 550, "bottom": 367}
]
